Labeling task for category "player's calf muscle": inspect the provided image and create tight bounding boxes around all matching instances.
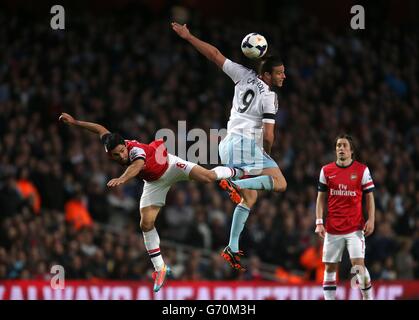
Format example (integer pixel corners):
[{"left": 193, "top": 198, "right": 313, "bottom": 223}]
[
  {"left": 202, "top": 170, "right": 217, "bottom": 183},
  {"left": 241, "top": 190, "right": 257, "bottom": 208},
  {"left": 190, "top": 167, "right": 216, "bottom": 183}
]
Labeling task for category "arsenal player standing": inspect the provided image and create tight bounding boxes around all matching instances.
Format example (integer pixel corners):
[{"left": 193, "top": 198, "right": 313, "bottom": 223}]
[{"left": 315, "top": 134, "right": 375, "bottom": 300}]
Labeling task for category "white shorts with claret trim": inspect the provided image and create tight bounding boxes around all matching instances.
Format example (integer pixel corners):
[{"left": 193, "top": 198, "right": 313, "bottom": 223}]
[
  {"left": 322, "top": 230, "right": 366, "bottom": 263},
  {"left": 139, "top": 154, "right": 196, "bottom": 208}
]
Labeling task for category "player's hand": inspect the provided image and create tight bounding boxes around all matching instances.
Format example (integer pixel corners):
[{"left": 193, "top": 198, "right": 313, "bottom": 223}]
[
  {"left": 315, "top": 224, "right": 326, "bottom": 238},
  {"left": 59, "top": 113, "right": 76, "bottom": 125},
  {"left": 364, "top": 219, "right": 375, "bottom": 237},
  {"left": 171, "top": 22, "right": 192, "bottom": 40},
  {"left": 107, "top": 178, "right": 125, "bottom": 188}
]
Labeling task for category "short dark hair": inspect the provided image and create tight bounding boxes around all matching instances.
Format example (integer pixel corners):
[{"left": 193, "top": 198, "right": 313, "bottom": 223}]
[
  {"left": 259, "top": 55, "right": 284, "bottom": 75},
  {"left": 101, "top": 133, "right": 125, "bottom": 153},
  {"left": 335, "top": 134, "right": 356, "bottom": 158}
]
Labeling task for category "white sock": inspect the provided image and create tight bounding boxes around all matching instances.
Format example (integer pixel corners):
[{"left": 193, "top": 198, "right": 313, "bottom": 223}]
[
  {"left": 142, "top": 228, "right": 164, "bottom": 271},
  {"left": 212, "top": 166, "right": 243, "bottom": 180},
  {"left": 356, "top": 267, "right": 373, "bottom": 300},
  {"left": 323, "top": 271, "right": 337, "bottom": 300}
]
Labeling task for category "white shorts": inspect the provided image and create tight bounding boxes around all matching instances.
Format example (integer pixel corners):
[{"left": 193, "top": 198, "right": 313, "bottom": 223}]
[
  {"left": 322, "top": 230, "right": 366, "bottom": 263},
  {"left": 139, "top": 154, "right": 197, "bottom": 208}
]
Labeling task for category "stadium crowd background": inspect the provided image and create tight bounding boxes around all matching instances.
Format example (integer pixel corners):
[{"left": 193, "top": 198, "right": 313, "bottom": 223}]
[{"left": 0, "top": 0, "right": 418, "bottom": 284}]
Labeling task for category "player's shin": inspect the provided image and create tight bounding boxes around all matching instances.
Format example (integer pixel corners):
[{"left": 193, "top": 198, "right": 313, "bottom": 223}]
[
  {"left": 228, "top": 204, "right": 250, "bottom": 252},
  {"left": 142, "top": 228, "right": 165, "bottom": 271},
  {"left": 356, "top": 267, "right": 373, "bottom": 300},
  {"left": 233, "top": 175, "right": 274, "bottom": 190},
  {"left": 323, "top": 271, "right": 337, "bottom": 300}
]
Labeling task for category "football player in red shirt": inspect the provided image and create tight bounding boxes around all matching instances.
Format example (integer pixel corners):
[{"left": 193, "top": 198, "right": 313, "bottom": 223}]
[
  {"left": 315, "top": 134, "right": 375, "bottom": 300},
  {"left": 59, "top": 113, "right": 242, "bottom": 292}
]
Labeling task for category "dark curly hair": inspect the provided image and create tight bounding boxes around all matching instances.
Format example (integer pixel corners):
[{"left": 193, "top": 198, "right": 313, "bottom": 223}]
[{"left": 101, "top": 133, "right": 125, "bottom": 153}]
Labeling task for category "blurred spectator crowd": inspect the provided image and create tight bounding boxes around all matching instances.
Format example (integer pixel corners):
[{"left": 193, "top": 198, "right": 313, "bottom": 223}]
[
  {"left": 0, "top": 5, "right": 418, "bottom": 282},
  {"left": 0, "top": 210, "right": 252, "bottom": 281}
]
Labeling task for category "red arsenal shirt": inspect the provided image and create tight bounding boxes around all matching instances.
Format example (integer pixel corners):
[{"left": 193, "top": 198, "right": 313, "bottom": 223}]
[
  {"left": 125, "top": 139, "right": 168, "bottom": 182},
  {"left": 318, "top": 160, "right": 374, "bottom": 235}
]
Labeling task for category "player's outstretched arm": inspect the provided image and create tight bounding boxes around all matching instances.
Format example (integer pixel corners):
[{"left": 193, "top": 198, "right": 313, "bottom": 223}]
[
  {"left": 315, "top": 191, "right": 327, "bottom": 238},
  {"left": 59, "top": 112, "right": 110, "bottom": 139},
  {"left": 107, "top": 159, "right": 144, "bottom": 187},
  {"left": 171, "top": 22, "right": 226, "bottom": 69}
]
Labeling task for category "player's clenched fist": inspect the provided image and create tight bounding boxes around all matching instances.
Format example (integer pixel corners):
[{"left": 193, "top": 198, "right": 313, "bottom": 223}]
[
  {"left": 171, "top": 22, "right": 191, "bottom": 40},
  {"left": 315, "top": 224, "right": 326, "bottom": 238},
  {"left": 59, "top": 112, "right": 76, "bottom": 125}
]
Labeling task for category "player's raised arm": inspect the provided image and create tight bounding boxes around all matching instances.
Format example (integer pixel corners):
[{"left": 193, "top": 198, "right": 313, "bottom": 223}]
[
  {"left": 59, "top": 112, "right": 110, "bottom": 139},
  {"left": 171, "top": 22, "right": 226, "bottom": 69}
]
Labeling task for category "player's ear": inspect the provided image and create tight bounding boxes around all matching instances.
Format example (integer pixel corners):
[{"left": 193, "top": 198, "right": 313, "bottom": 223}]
[{"left": 263, "top": 71, "right": 272, "bottom": 80}]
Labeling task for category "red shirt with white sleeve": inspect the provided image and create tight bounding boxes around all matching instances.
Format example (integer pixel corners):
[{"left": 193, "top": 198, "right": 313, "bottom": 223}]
[
  {"left": 125, "top": 139, "right": 169, "bottom": 182},
  {"left": 318, "top": 160, "right": 375, "bottom": 235}
]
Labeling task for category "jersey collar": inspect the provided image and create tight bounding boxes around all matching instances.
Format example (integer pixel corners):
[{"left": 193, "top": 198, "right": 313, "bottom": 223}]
[{"left": 335, "top": 160, "right": 354, "bottom": 168}]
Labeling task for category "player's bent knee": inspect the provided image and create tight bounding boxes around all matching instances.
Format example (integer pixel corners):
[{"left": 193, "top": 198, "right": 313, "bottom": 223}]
[
  {"left": 273, "top": 176, "right": 287, "bottom": 192},
  {"left": 325, "top": 263, "right": 338, "bottom": 272},
  {"left": 139, "top": 219, "right": 155, "bottom": 232},
  {"left": 351, "top": 259, "right": 365, "bottom": 267}
]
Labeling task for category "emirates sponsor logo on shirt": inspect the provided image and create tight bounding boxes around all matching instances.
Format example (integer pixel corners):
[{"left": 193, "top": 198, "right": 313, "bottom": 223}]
[
  {"left": 330, "top": 189, "right": 357, "bottom": 196},
  {"left": 330, "top": 184, "right": 357, "bottom": 196}
]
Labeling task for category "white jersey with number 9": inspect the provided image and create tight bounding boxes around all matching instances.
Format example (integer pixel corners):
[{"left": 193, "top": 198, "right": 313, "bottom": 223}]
[{"left": 222, "top": 59, "right": 278, "bottom": 146}]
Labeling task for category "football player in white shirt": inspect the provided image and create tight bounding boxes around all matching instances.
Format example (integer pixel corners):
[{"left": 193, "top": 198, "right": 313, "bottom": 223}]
[{"left": 172, "top": 22, "right": 287, "bottom": 271}]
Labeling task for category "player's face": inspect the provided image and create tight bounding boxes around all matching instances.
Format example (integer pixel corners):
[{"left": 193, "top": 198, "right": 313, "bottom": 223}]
[
  {"left": 110, "top": 144, "right": 129, "bottom": 164},
  {"left": 336, "top": 138, "right": 352, "bottom": 161},
  {"left": 270, "top": 65, "right": 286, "bottom": 88}
]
